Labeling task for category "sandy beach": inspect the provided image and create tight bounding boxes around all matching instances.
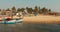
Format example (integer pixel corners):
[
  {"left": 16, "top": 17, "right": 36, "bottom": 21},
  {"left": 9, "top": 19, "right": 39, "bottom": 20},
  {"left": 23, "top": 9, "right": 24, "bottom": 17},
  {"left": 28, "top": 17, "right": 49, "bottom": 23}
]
[{"left": 23, "top": 15, "right": 60, "bottom": 24}]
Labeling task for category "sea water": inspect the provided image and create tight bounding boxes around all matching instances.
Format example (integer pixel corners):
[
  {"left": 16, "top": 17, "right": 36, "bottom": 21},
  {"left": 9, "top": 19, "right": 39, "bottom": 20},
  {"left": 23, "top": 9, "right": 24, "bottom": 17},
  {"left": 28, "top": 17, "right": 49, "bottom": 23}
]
[
  {"left": 23, "top": 23, "right": 60, "bottom": 32},
  {"left": 0, "top": 20, "right": 23, "bottom": 32},
  {"left": 0, "top": 20, "right": 60, "bottom": 32}
]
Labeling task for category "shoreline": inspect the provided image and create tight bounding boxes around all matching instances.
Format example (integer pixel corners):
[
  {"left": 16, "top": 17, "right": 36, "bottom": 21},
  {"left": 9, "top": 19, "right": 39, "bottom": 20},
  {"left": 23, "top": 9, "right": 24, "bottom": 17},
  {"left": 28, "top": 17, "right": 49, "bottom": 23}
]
[
  {"left": 0, "top": 15, "right": 60, "bottom": 24},
  {"left": 23, "top": 15, "right": 60, "bottom": 24}
]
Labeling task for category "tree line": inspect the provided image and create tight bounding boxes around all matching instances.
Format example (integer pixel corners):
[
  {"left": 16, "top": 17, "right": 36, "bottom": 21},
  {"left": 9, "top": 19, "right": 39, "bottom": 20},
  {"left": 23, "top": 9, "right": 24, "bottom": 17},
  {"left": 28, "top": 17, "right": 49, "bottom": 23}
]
[{"left": 0, "top": 6, "right": 51, "bottom": 15}]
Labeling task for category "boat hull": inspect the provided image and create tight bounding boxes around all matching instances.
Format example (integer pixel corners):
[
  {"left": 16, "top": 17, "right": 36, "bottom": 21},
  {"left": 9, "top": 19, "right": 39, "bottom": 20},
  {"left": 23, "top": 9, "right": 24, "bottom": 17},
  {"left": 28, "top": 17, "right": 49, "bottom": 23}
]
[{"left": 0, "top": 19, "right": 22, "bottom": 24}]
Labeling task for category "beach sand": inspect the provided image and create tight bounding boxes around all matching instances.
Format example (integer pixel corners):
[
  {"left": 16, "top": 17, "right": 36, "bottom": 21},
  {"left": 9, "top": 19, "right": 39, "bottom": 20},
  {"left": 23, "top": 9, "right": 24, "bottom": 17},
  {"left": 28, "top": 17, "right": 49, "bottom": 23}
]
[{"left": 23, "top": 15, "right": 60, "bottom": 24}]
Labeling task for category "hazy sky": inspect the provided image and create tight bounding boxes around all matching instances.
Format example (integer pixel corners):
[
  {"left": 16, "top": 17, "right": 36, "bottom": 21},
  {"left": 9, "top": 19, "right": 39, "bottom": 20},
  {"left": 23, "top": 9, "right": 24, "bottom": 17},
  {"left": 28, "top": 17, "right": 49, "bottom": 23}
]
[{"left": 0, "top": 0, "right": 60, "bottom": 12}]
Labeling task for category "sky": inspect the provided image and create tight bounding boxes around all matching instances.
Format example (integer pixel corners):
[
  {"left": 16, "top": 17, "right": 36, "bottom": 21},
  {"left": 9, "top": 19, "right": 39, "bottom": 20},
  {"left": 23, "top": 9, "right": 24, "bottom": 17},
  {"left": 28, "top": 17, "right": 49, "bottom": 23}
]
[{"left": 0, "top": 0, "right": 60, "bottom": 12}]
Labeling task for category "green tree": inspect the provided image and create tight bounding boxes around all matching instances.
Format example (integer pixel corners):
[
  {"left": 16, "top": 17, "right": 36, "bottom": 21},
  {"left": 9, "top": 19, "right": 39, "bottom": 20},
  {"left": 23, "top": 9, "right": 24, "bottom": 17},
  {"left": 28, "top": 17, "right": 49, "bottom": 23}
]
[
  {"left": 17, "top": 8, "right": 25, "bottom": 12},
  {"left": 17, "top": 8, "right": 21, "bottom": 12},
  {"left": 29, "top": 8, "right": 33, "bottom": 14},
  {"left": 33, "top": 6, "right": 39, "bottom": 16},
  {"left": 41, "top": 7, "right": 49, "bottom": 15},
  {"left": 34, "top": 6, "right": 38, "bottom": 13},
  {"left": 0, "top": 9, "right": 1, "bottom": 11},
  {"left": 11, "top": 6, "right": 16, "bottom": 13},
  {"left": 26, "top": 7, "right": 33, "bottom": 14},
  {"left": 6, "top": 8, "right": 11, "bottom": 11},
  {"left": 26, "top": 7, "right": 29, "bottom": 13},
  {"left": 49, "top": 9, "right": 51, "bottom": 12},
  {"left": 41, "top": 7, "right": 45, "bottom": 13},
  {"left": 11, "top": 6, "right": 16, "bottom": 16},
  {"left": 20, "top": 8, "right": 25, "bottom": 12},
  {"left": 38, "top": 7, "right": 41, "bottom": 14}
]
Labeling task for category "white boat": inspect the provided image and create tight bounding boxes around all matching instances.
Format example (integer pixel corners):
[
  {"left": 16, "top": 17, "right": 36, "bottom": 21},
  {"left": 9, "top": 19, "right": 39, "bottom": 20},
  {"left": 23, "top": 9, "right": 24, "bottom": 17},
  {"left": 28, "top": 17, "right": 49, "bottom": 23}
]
[{"left": 0, "top": 19, "right": 22, "bottom": 24}]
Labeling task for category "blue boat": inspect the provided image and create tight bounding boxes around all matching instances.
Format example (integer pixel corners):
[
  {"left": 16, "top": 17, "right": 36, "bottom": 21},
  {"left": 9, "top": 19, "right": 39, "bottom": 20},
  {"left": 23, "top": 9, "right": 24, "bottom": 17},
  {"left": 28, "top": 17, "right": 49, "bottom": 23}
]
[{"left": 0, "top": 18, "right": 22, "bottom": 24}]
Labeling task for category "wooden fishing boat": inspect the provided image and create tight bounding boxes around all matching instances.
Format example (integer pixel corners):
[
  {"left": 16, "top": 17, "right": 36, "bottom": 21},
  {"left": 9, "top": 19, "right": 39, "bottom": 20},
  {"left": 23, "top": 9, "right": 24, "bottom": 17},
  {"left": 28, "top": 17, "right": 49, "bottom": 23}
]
[{"left": 0, "top": 18, "right": 22, "bottom": 24}]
